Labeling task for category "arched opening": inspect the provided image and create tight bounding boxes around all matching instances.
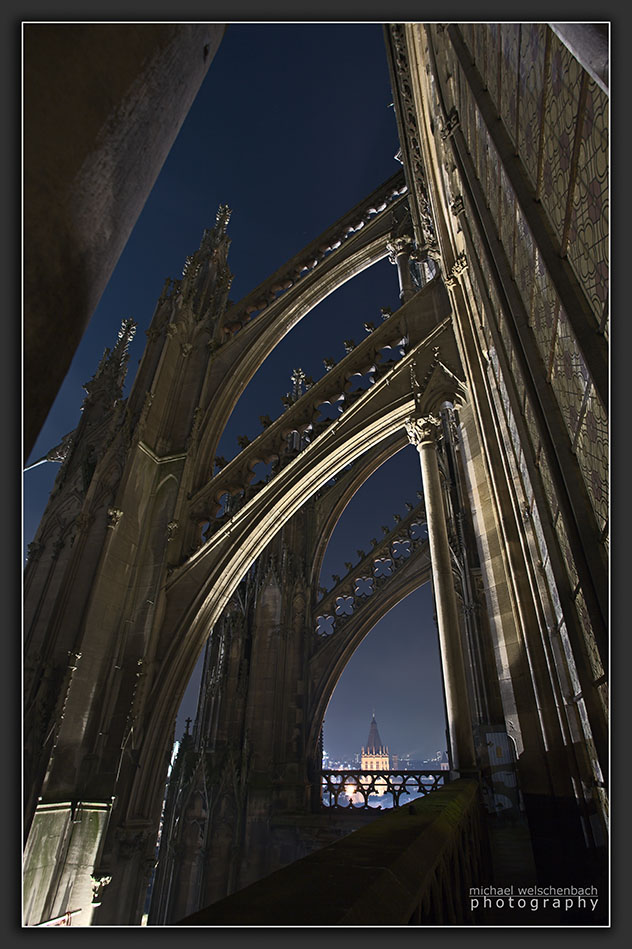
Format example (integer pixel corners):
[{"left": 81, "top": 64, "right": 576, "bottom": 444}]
[
  {"left": 172, "top": 258, "right": 405, "bottom": 738},
  {"left": 321, "top": 586, "right": 448, "bottom": 808},
  {"left": 312, "top": 443, "right": 449, "bottom": 809},
  {"left": 317, "top": 444, "right": 425, "bottom": 619}
]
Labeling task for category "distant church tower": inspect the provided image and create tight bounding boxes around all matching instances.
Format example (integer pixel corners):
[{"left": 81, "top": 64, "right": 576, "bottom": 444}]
[{"left": 361, "top": 714, "right": 390, "bottom": 771}]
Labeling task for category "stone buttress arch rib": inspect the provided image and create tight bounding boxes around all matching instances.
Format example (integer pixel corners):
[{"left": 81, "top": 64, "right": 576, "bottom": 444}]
[
  {"left": 126, "top": 277, "right": 460, "bottom": 817},
  {"left": 190, "top": 173, "right": 408, "bottom": 488},
  {"left": 308, "top": 433, "right": 410, "bottom": 592},
  {"left": 185, "top": 272, "right": 439, "bottom": 524},
  {"left": 306, "top": 541, "right": 433, "bottom": 760}
]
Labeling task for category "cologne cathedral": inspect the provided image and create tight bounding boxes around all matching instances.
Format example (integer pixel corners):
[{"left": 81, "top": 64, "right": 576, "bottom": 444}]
[{"left": 23, "top": 23, "right": 608, "bottom": 925}]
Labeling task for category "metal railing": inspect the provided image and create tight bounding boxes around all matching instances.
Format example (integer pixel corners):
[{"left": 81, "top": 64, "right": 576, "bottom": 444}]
[{"left": 321, "top": 769, "right": 448, "bottom": 809}]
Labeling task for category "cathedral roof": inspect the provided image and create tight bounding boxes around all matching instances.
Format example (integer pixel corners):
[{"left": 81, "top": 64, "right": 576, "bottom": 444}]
[{"left": 365, "top": 714, "right": 386, "bottom": 754}]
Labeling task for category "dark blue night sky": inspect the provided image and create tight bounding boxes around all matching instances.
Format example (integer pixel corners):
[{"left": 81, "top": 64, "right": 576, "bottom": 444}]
[{"left": 24, "top": 24, "right": 447, "bottom": 764}]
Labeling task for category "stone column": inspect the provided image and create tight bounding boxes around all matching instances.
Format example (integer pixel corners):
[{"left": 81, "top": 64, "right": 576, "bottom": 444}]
[
  {"left": 387, "top": 236, "right": 416, "bottom": 303},
  {"left": 405, "top": 415, "right": 477, "bottom": 772}
]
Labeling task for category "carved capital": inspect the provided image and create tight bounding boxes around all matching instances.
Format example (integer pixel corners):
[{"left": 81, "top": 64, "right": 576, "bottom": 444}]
[
  {"left": 386, "top": 235, "right": 414, "bottom": 264},
  {"left": 167, "top": 520, "right": 179, "bottom": 541},
  {"left": 405, "top": 415, "right": 442, "bottom": 449},
  {"left": 180, "top": 342, "right": 193, "bottom": 357}
]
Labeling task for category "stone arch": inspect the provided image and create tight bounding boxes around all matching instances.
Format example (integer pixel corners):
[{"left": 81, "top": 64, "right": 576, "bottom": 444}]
[
  {"left": 306, "top": 541, "right": 434, "bottom": 766},
  {"left": 309, "top": 435, "right": 418, "bottom": 593},
  {"left": 126, "top": 280, "right": 458, "bottom": 820},
  {"left": 190, "top": 178, "right": 409, "bottom": 489}
]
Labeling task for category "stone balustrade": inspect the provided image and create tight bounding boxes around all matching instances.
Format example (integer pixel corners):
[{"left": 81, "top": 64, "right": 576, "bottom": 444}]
[
  {"left": 321, "top": 768, "right": 447, "bottom": 808},
  {"left": 177, "top": 779, "right": 489, "bottom": 926},
  {"left": 315, "top": 497, "right": 428, "bottom": 639}
]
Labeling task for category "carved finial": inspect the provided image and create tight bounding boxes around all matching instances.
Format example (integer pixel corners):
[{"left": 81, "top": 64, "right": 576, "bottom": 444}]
[
  {"left": 117, "top": 317, "right": 136, "bottom": 345},
  {"left": 290, "top": 368, "right": 307, "bottom": 402},
  {"left": 83, "top": 318, "right": 137, "bottom": 410},
  {"left": 215, "top": 203, "right": 231, "bottom": 233},
  {"left": 179, "top": 204, "right": 233, "bottom": 319}
]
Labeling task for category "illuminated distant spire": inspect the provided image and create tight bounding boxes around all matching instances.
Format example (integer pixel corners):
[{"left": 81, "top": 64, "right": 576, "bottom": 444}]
[{"left": 366, "top": 714, "right": 385, "bottom": 755}]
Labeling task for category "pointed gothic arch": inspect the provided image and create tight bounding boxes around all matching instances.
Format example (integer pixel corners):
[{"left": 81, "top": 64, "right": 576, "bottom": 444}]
[{"left": 24, "top": 22, "right": 609, "bottom": 925}]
